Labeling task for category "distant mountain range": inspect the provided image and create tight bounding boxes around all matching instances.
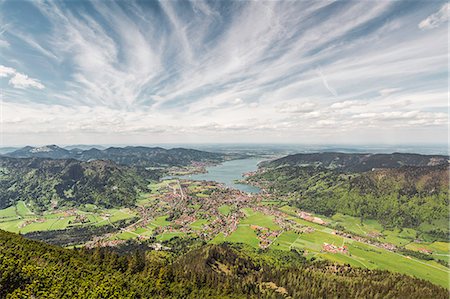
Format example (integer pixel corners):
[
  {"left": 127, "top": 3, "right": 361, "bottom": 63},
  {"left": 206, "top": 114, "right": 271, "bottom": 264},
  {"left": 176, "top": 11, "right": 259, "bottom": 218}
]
[
  {"left": 4, "top": 145, "right": 237, "bottom": 167},
  {"left": 265, "top": 152, "right": 449, "bottom": 172}
]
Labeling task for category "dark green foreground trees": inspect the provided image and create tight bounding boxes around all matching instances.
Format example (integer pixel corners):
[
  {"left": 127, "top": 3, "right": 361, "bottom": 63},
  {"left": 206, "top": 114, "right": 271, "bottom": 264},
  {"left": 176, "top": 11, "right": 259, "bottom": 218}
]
[{"left": 0, "top": 230, "right": 447, "bottom": 298}]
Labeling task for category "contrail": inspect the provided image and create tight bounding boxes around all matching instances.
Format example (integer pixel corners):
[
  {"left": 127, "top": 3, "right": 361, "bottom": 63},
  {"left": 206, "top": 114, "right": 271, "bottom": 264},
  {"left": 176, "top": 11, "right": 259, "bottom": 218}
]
[{"left": 317, "top": 68, "right": 338, "bottom": 97}]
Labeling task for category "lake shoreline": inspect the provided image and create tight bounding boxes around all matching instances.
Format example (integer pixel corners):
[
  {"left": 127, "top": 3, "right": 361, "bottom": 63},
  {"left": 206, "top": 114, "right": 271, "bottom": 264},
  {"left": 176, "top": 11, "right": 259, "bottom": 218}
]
[{"left": 162, "top": 157, "right": 265, "bottom": 193}]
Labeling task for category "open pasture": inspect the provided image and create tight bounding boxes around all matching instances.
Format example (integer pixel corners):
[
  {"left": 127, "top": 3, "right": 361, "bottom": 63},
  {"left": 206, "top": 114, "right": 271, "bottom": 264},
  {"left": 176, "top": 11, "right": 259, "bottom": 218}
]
[
  {"left": 226, "top": 226, "right": 259, "bottom": 248},
  {"left": 268, "top": 224, "right": 449, "bottom": 288},
  {"left": 239, "top": 209, "right": 281, "bottom": 230}
]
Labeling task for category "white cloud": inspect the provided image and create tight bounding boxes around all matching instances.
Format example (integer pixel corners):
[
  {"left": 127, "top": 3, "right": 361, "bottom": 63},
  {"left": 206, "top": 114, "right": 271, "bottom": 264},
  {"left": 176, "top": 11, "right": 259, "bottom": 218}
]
[
  {"left": 9, "top": 73, "right": 45, "bottom": 89},
  {"left": 330, "top": 100, "right": 364, "bottom": 109},
  {"left": 233, "top": 98, "right": 243, "bottom": 104},
  {"left": 0, "top": 39, "right": 9, "bottom": 48},
  {"left": 419, "top": 3, "right": 449, "bottom": 30},
  {"left": 0, "top": 65, "right": 45, "bottom": 89},
  {"left": 0, "top": 65, "right": 15, "bottom": 77},
  {"left": 278, "top": 101, "right": 315, "bottom": 113}
]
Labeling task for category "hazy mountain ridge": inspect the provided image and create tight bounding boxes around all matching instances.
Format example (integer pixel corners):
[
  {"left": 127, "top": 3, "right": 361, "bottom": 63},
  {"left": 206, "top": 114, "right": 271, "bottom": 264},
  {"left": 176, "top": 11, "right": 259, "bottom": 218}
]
[
  {"left": 0, "top": 157, "right": 156, "bottom": 211},
  {"left": 5, "top": 145, "right": 234, "bottom": 167},
  {"left": 266, "top": 152, "right": 449, "bottom": 172}
]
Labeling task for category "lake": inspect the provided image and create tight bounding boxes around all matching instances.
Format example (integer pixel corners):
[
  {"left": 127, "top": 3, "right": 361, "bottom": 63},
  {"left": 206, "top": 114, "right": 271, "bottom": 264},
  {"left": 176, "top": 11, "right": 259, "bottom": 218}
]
[{"left": 170, "top": 157, "right": 263, "bottom": 193}]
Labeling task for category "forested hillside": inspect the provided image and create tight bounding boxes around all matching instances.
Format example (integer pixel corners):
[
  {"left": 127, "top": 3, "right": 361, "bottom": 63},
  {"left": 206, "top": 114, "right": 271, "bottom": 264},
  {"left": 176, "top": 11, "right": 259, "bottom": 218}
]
[
  {"left": 0, "top": 157, "right": 156, "bottom": 212},
  {"left": 246, "top": 163, "right": 449, "bottom": 239},
  {"left": 266, "top": 152, "right": 448, "bottom": 172},
  {"left": 0, "top": 230, "right": 446, "bottom": 298},
  {"left": 5, "top": 145, "right": 233, "bottom": 167}
]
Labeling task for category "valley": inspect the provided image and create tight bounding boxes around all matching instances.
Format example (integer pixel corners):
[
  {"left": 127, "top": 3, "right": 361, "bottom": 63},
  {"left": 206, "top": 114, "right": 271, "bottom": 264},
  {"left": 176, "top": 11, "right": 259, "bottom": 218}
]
[
  {"left": 0, "top": 152, "right": 448, "bottom": 289},
  {"left": 0, "top": 146, "right": 450, "bottom": 298}
]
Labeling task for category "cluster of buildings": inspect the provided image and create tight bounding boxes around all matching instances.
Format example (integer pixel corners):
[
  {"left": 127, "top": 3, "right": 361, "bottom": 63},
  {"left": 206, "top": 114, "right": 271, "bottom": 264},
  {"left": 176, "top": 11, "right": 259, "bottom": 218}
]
[
  {"left": 298, "top": 211, "right": 326, "bottom": 225},
  {"left": 333, "top": 230, "right": 397, "bottom": 251},
  {"left": 86, "top": 176, "right": 405, "bottom": 259},
  {"left": 252, "top": 225, "right": 280, "bottom": 249},
  {"left": 86, "top": 236, "right": 127, "bottom": 249},
  {"left": 322, "top": 242, "right": 349, "bottom": 254},
  {"left": 19, "top": 217, "right": 46, "bottom": 228}
]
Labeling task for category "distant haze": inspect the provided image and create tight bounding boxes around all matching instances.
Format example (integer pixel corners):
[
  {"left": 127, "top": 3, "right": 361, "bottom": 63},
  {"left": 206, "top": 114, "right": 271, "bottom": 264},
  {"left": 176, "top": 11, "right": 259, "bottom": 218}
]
[{"left": 1, "top": 143, "right": 448, "bottom": 156}]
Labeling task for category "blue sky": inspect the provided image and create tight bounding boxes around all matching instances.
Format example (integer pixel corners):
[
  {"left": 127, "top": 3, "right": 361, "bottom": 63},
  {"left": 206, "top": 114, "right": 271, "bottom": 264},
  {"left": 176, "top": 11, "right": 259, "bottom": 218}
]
[{"left": 0, "top": 0, "right": 448, "bottom": 146}]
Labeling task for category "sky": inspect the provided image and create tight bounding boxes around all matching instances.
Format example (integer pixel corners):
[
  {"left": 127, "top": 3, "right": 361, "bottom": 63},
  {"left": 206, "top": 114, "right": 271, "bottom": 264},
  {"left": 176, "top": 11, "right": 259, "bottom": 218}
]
[{"left": 0, "top": 0, "right": 448, "bottom": 146}]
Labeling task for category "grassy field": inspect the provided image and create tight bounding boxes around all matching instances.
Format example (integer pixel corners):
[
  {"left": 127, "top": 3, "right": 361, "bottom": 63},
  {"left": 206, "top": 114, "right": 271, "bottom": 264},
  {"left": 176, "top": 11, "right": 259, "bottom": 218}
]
[
  {"left": 149, "top": 215, "right": 171, "bottom": 228},
  {"left": 133, "top": 227, "right": 148, "bottom": 234},
  {"left": 23, "top": 216, "right": 76, "bottom": 233},
  {"left": 135, "top": 227, "right": 154, "bottom": 237},
  {"left": 210, "top": 232, "right": 226, "bottom": 244},
  {"left": 0, "top": 197, "right": 447, "bottom": 288},
  {"left": 190, "top": 219, "right": 209, "bottom": 230},
  {"left": 332, "top": 213, "right": 382, "bottom": 234},
  {"left": 268, "top": 222, "right": 449, "bottom": 288},
  {"left": 136, "top": 194, "right": 159, "bottom": 206},
  {"left": 107, "top": 209, "right": 136, "bottom": 223},
  {"left": 189, "top": 204, "right": 201, "bottom": 210},
  {"left": 115, "top": 231, "right": 137, "bottom": 240},
  {"left": 16, "top": 201, "right": 33, "bottom": 217},
  {"left": 271, "top": 231, "right": 301, "bottom": 251},
  {"left": 218, "top": 205, "right": 231, "bottom": 215},
  {"left": 406, "top": 241, "right": 450, "bottom": 254},
  {"left": 0, "top": 203, "right": 136, "bottom": 233},
  {"left": 156, "top": 231, "right": 186, "bottom": 241},
  {"left": 406, "top": 241, "right": 450, "bottom": 263},
  {"left": 149, "top": 180, "right": 172, "bottom": 194},
  {"left": 226, "top": 226, "right": 259, "bottom": 248},
  {"left": 217, "top": 205, "right": 450, "bottom": 288},
  {"left": 239, "top": 210, "right": 281, "bottom": 230},
  {"left": 281, "top": 207, "right": 420, "bottom": 247},
  {"left": 0, "top": 206, "right": 18, "bottom": 219},
  {"left": 381, "top": 228, "right": 417, "bottom": 246},
  {"left": 0, "top": 219, "right": 26, "bottom": 233}
]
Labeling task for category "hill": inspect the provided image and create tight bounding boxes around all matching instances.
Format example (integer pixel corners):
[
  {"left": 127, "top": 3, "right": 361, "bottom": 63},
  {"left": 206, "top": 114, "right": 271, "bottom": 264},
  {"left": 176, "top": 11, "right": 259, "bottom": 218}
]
[
  {"left": 0, "top": 157, "right": 156, "bottom": 212},
  {"left": 5, "top": 145, "right": 234, "bottom": 167},
  {"left": 0, "top": 230, "right": 446, "bottom": 298},
  {"left": 246, "top": 162, "right": 449, "bottom": 238},
  {"left": 266, "top": 152, "right": 448, "bottom": 172}
]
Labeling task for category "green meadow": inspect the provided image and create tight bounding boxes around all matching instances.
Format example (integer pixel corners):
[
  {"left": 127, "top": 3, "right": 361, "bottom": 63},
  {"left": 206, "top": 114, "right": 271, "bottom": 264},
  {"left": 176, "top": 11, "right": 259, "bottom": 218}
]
[
  {"left": 0, "top": 203, "right": 136, "bottom": 234},
  {"left": 148, "top": 215, "right": 171, "bottom": 228},
  {"left": 218, "top": 204, "right": 231, "bottom": 215},
  {"left": 270, "top": 221, "right": 449, "bottom": 287},
  {"left": 0, "top": 198, "right": 447, "bottom": 288},
  {"left": 239, "top": 210, "right": 280, "bottom": 230},
  {"left": 156, "top": 231, "right": 186, "bottom": 241},
  {"left": 226, "top": 226, "right": 260, "bottom": 248},
  {"left": 0, "top": 206, "right": 17, "bottom": 219},
  {"left": 217, "top": 206, "right": 450, "bottom": 288},
  {"left": 210, "top": 232, "right": 226, "bottom": 244}
]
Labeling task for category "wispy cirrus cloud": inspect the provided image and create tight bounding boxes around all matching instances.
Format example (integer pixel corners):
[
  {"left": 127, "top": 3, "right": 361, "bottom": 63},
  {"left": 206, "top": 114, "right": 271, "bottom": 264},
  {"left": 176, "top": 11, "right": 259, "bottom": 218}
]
[
  {"left": 419, "top": 3, "right": 449, "bottom": 30},
  {"left": 0, "top": 0, "right": 447, "bottom": 145}
]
